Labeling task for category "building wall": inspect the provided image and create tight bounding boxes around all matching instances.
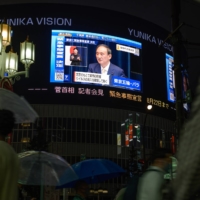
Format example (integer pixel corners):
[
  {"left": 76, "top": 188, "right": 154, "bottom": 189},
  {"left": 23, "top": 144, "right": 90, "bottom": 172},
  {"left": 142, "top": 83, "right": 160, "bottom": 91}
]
[{"left": 12, "top": 104, "right": 175, "bottom": 197}]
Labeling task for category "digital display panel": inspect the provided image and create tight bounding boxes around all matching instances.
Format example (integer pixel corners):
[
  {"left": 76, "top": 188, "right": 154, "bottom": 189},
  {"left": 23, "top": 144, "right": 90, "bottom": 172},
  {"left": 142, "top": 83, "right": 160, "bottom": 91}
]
[
  {"left": 166, "top": 53, "right": 190, "bottom": 111},
  {"left": 50, "top": 30, "right": 143, "bottom": 91},
  {"left": 0, "top": 3, "right": 178, "bottom": 119},
  {"left": 166, "top": 53, "right": 175, "bottom": 102}
]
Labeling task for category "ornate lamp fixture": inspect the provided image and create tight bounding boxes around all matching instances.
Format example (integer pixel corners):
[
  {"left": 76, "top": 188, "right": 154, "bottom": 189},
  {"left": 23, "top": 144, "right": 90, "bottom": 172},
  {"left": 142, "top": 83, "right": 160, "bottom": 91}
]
[{"left": 0, "top": 20, "right": 35, "bottom": 89}]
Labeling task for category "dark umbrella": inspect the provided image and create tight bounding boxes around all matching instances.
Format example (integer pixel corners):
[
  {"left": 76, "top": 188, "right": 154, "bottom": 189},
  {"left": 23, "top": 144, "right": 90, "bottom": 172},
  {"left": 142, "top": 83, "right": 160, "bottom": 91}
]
[{"left": 57, "top": 158, "right": 126, "bottom": 189}]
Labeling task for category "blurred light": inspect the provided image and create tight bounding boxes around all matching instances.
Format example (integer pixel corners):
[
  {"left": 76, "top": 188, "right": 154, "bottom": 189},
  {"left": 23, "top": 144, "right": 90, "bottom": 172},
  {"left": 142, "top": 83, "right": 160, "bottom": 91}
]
[
  {"left": 20, "top": 35, "right": 35, "bottom": 66},
  {"left": 21, "top": 123, "right": 31, "bottom": 127},
  {"left": 21, "top": 137, "right": 30, "bottom": 143},
  {"left": 134, "top": 124, "right": 139, "bottom": 128},
  {"left": 0, "top": 22, "right": 11, "bottom": 47},
  {"left": 5, "top": 47, "right": 18, "bottom": 75},
  {"left": 98, "top": 188, "right": 103, "bottom": 192},
  {"left": 90, "top": 189, "right": 94, "bottom": 193},
  {"left": 0, "top": 34, "right": 2, "bottom": 54},
  {"left": 147, "top": 105, "right": 152, "bottom": 110},
  {"left": 138, "top": 159, "right": 145, "bottom": 164}
]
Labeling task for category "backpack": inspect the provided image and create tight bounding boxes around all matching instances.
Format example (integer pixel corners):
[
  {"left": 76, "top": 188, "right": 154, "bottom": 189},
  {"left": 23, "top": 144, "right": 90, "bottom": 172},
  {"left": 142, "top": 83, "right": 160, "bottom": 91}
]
[{"left": 123, "top": 169, "right": 161, "bottom": 200}]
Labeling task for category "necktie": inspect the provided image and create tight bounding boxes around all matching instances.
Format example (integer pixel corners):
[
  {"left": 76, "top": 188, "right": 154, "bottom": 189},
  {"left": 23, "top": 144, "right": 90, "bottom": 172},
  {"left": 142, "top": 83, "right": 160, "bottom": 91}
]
[{"left": 102, "top": 68, "right": 107, "bottom": 74}]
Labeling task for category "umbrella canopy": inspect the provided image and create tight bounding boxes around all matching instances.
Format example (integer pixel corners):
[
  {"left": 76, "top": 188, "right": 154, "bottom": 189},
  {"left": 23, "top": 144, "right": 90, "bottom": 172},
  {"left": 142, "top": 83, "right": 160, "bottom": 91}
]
[
  {"left": 57, "top": 158, "right": 126, "bottom": 189},
  {"left": 0, "top": 88, "right": 38, "bottom": 123},
  {"left": 18, "top": 150, "right": 78, "bottom": 186}
]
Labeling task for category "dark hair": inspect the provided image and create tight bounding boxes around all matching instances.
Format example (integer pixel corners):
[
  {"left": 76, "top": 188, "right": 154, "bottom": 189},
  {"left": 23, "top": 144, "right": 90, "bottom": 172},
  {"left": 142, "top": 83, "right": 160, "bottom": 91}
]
[
  {"left": 150, "top": 148, "right": 172, "bottom": 163},
  {"left": 73, "top": 48, "right": 78, "bottom": 51},
  {"left": 96, "top": 44, "right": 112, "bottom": 55},
  {"left": 0, "top": 109, "right": 15, "bottom": 136}
]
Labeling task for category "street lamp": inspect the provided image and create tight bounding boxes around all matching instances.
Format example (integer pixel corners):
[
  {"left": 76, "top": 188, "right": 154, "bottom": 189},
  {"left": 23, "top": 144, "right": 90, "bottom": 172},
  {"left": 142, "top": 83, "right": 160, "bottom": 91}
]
[
  {"left": 0, "top": 20, "right": 35, "bottom": 89},
  {"left": 5, "top": 47, "right": 18, "bottom": 76},
  {"left": 0, "top": 22, "right": 11, "bottom": 47},
  {"left": 0, "top": 34, "right": 2, "bottom": 54},
  {"left": 142, "top": 104, "right": 153, "bottom": 170},
  {"left": 147, "top": 104, "right": 152, "bottom": 110}
]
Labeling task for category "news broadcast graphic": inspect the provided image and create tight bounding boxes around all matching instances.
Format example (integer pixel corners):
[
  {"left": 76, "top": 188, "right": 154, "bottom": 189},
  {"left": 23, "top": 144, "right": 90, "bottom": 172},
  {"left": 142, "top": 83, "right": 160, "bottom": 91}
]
[
  {"left": 0, "top": 3, "right": 178, "bottom": 119},
  {"left": 50, "top": 30, "right": 143, "bottom": 91},
  {"left": 74, "top": 72, "right": 110, "bottom": 85},
  {"left": 166, "top": 53, "right": 175, "bottom": 103},
  {"left": 66, "top": 46, "right": 87, "bottom": 67},
  {"left": 166, "top": 53, "right": 190, "bottom": 112}
]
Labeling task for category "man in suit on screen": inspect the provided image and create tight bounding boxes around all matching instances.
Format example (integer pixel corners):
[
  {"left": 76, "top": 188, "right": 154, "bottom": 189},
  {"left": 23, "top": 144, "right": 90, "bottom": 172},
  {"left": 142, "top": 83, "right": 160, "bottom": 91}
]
[{"left": 88, "top": 44, "right": 126, "bottom": 77}]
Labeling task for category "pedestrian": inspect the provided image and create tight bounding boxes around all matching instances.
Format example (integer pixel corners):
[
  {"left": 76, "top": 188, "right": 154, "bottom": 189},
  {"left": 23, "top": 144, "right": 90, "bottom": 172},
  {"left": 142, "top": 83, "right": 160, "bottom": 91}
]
[
  {"left": 0, "top": 109, "right": 19, "bottom": 200},
  {"left": 136, "top": 148, "right": 172, "bottom": 200}
]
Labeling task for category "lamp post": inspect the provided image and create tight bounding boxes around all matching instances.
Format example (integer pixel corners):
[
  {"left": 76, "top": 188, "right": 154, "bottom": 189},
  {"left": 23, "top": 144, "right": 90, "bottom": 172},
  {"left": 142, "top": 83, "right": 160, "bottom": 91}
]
[
  {"left": 0, "top": 20, "right": 35, "bottom": 90},
  {"left": 142, "top": 104, "right": 153, "bottom": 170}
]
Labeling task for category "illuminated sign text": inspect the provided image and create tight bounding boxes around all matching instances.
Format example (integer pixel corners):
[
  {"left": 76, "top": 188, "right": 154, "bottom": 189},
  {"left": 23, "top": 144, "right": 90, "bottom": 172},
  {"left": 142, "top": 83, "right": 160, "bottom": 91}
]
[
  {"left": 147, "top": 97, "right": 169, "bottom": 109},
  {"left": 109, "top": 90, "right": 142, "bottom": 102}
]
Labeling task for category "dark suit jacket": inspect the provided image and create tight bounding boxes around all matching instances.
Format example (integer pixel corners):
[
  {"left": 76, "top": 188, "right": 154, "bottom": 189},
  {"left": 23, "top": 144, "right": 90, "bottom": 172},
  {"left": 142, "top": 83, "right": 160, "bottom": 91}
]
[
  {"left": 70, "top": 54, "right": 81, "bottom": 65},
  {"left": 88, "top": 63, "right": 126, "bottom": 77}
]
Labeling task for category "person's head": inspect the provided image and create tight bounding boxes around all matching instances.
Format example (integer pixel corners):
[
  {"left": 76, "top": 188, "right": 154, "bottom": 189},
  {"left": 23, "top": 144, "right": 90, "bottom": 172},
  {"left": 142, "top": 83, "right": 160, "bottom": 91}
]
[
  {"left": 73, "top": 48, "right": 78, "bottom": 55},
  {"left": 0, "top": 109, "right": 15, "bottom": 140},
  {"left": 96, "top": 44, "right": 112, "bottom": 68},
  {"left": 150, "top": 148, "right": 172, "bottom": 172},
  {"left": 74, "top": 180, "right": 89, "bottom": 198}
]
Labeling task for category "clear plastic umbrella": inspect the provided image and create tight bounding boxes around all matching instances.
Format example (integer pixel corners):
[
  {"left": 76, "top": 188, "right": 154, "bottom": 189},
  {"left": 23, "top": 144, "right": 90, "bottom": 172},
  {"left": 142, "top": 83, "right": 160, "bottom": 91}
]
[
  {"left": 0, "top": 88, "right": 38, "bottom": 123},
  {"left": 18, "top": 151, "right": 78, "bottom": 186},
  {"left": 18, "top": 151, "right": 78, "bottom": 200}
]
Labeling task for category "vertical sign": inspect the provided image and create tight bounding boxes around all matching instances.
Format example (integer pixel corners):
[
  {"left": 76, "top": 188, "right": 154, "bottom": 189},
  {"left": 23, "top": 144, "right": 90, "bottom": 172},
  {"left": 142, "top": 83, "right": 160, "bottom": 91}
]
[
  {"left": 166, "top": 53, "right": 175, "bottom": 102},
  {"left": 125, "top": 119, "right": 129, "bottom": 147},
  {"left": 129, "top": 123, "right": 133, "bottom": 141},
  {"left": 117, "top": 133, "right": 122, "bottom": 155}
]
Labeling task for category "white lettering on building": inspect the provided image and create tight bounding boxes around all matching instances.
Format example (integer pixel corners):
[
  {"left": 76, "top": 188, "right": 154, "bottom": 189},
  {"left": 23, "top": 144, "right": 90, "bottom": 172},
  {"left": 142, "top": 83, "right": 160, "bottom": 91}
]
[{"left": 0, "top": 17, "right": 72, "bottom": 26}]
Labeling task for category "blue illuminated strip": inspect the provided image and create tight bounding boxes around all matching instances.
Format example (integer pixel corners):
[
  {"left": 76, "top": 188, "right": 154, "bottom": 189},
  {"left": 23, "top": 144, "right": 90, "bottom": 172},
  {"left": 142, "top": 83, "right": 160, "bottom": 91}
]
[
  {"left": 166, "top": 53, "right": 174, "bottom": 103},
  {"left": 111, "top": 76, "right": 141, "bottom": 91},
  {"left": 52, "top": 30, "right": 142, "bottom": 49}
]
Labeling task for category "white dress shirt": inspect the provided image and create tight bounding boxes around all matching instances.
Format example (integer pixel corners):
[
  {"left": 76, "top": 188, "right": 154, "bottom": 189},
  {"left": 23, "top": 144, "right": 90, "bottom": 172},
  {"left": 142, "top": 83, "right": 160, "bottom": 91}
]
[{"left": 101, "top": 62, "right": 110, "bottom": 74}]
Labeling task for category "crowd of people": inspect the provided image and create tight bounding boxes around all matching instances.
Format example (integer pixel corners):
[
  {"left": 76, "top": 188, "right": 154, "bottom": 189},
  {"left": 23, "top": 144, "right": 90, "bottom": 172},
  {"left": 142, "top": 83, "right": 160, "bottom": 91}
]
[{"left": 1, "top": 77, "right": 200, "bottom": 200}]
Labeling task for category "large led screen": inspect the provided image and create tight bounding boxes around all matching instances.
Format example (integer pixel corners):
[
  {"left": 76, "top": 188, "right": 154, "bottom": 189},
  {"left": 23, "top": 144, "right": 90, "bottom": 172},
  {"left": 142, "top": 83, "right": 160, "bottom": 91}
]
[
  {"left": 166, "top": 53, "right": 190, "bottom": 111},
  {"left": 50, "top": 30, "right": 143, "bottom": 91},
  {"left": 0, "top": 3, "right": 177, "bottom": 119},
  {"left": 166, "top": 53, "right": 175, "bottom": 102}
]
